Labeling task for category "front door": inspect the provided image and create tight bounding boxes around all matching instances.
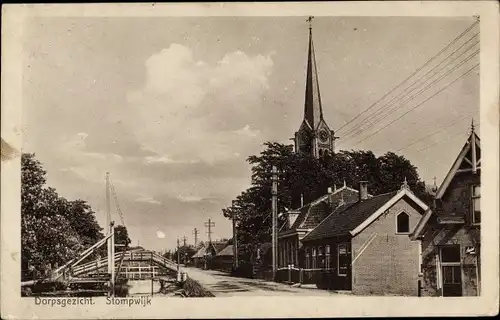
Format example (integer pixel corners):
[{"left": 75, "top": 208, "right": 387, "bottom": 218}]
[{"left": 441, "top": 246, "right": 462, "bottom": 297}]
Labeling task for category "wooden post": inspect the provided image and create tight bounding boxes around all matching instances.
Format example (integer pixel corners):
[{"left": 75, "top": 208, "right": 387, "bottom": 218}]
[
  {"left": 110, "top": 222, "right": 115, "bottom": 296},
  {"left": 271, "top": 166, "right": 278, "bottom": 280},
  {"left": 471, "top": 120, "right": 477, "bottom": 174}
]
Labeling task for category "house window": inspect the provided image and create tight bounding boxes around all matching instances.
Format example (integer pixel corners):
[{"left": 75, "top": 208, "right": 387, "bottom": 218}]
[
  {"left": 337, "top": 243, "right": 349, "bottom": 276},
  {"left": 305, "top": 248, "right": 310, "bottom": 269},
  {"left": 471, "top": 185, "right": 481, "bottom": 224},
  {"left": 318, "top": 246, "right": 324, "bottom": 269},
  {"left": 325, "top": 245, "right": 331, "bottom": 269},
  {"left": 396, "top": 212, "right": 410, "bottom": 234},
  {"left": 440, "top": 246, "right": 462, "bottom": 286},
  {"left": 312, "top": 247, "right": 317, "bottom": 269}
]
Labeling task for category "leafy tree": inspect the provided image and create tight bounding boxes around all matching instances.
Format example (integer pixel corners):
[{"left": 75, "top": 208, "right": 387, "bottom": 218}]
[
  {"left": 21, "top": 153, "right": 104, "bottom": 272},
  {"left": 222, "top": 143, "right": 433, "bottom": 263},
  {"left": 114, "top": 225, "right": 131, "bottom": 248},
  {"left": 173, "top": 245, "right": 197, "bottom": 264}
]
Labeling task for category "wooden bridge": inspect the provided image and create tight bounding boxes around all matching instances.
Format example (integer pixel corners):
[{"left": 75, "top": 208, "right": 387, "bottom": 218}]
[{"left": 71, "top": 249, "right": 181, "bottom": 279}]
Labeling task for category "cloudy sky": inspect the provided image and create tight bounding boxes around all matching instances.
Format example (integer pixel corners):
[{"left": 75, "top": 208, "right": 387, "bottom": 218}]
[{"left": 22, "top": 16, "right": 479, "bottom": 251}]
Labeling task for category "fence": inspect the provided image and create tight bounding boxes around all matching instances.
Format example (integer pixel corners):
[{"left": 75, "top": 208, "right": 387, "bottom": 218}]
[{"left": 276, "top": 266, "right": 335, "bottom": 285}]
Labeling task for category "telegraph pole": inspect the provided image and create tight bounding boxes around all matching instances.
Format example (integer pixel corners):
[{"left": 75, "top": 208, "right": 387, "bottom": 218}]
[
  {"left": 271, "top": 165, "right": 278, "bottom": 280},
  {"left": 176, "top": 238, "right": 180, "bottom": 280},
  {"left": 193, "top": 228, "right": 199, "bottom": 248},
  {"left": 181, "top": 236, "right": 188, "bottom": 265},
  {"left": 231, "top": 201, "right": 239, "bottom": 269},
  {"left": 204, "top": 218, "right": 215, "bottom": 244}
]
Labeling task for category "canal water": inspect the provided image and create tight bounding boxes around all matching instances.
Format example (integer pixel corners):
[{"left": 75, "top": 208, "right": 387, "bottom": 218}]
[{"left": 127, "top": 280, "right": 178, "bottom": 297}]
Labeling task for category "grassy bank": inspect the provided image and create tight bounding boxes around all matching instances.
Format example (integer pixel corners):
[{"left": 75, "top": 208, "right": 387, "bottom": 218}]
[{"left": 181, "top": 278, "right": 214, "bottom": 297}]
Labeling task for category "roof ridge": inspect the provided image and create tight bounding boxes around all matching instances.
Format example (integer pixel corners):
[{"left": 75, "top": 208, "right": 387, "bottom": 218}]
[{"left": 302, "top": 201, "right": 353, "bottom": 240}]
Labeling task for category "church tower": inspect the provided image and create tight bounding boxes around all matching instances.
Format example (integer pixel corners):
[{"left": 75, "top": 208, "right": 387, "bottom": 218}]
[{"left": 294, "top": 17, "right": 336, "bottom": 158}]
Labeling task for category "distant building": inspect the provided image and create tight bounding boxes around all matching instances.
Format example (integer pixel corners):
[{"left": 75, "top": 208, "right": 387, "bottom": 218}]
[
  {"left": 301, "top": 181, "right": 428, "bottom": 295},
  {"left": 191, "top": 245, "right": 207, "bottom": 268},
  {"left": 411, "top": 124, "right": 481, "bottom": 297},
  {"left": 214, "top": 245, "right": 234, "bottom": 272},
  {"left": 278, "top": 182, "right": 368, "bottom": 269},
  {"left": 205, "top": 241, "right": 228, "bottom": 270}
]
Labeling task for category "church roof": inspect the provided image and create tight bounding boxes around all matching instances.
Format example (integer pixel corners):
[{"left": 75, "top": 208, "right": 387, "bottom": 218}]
[{"left": 303, "top": 26, "right": 324, "bottom": 130}]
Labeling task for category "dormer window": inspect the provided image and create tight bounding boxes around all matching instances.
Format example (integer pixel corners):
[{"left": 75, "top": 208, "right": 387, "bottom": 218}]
[
  {"left": 471, "top": 185, "right": 480, "bottom": 225},
  {"left": 396, "top": 212, "right": 410, "bottom": 234}
]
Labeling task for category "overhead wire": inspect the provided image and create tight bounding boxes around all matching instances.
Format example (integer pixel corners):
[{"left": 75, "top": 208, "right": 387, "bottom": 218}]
[
  {"left": 348, "top": 62, "right": 479, "bottom": 148},
  {"left": 395, "top": 112, "right": 478, "bottom": 152},
  {"left": 335, "top": 19, "right": 479, "bottom": 134},
  {"left": 339, "top": 33, "right": 480, "bottom": 140},
  {"left": 416, "top": 124, "right": 479, "bottom": 153}
]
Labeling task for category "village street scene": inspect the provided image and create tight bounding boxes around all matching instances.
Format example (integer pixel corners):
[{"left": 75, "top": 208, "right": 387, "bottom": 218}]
[{"left": 12, "top": 15, "right": 481, "bottom": 298}]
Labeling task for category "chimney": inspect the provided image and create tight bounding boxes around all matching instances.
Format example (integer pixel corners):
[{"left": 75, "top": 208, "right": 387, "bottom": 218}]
[
  {"left": 300, "top": 193, "right": 304, "bottom": 207},
  {"left": 327, "top": 187, "right": 333, "bottom": 194},
  {"left": 359, "top": 181, "right": 369, "bottom": 201}
]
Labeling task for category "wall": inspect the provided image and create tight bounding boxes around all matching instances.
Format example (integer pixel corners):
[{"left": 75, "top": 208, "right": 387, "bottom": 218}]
[
  {"left": 351, "top": 196, "right": 423, "bottom": 296},
  {"left": 420, "top": 170, "right": 481, "bottom": 297}
]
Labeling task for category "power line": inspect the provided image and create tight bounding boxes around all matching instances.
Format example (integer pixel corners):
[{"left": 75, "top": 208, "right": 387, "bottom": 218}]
[
  {"left": 335, "top": 19, "right": 479, "bottom": 133},
  {"left": 395, "top": 113, "right": 477, "bottom": 152},
  {"left": 417, "top": 123, "right": 480, "bottom": 153},
  {"left": 341, "top": 50, "right": 479, "bottom": 147},
  {"left": 348, "top": 63, "right": 479, "bottom": 148},
  {"left": 339, "top": 33, "right": 479, "bottom": 140}
]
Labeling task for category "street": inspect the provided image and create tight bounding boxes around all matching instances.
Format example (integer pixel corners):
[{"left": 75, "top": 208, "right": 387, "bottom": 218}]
[{"left": 184, "top": 267, "right": 345, "bottom": 296}]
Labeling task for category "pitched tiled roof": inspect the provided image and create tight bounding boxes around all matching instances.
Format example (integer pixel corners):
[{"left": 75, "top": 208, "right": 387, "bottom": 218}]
[
  {"left": 212, "top": 242, "right": 227, "bottom": 254},
  {"left": 216, "top": 245, "right": 234, "bottom": 257},
  {"left": 302, "top": 191, "right": 397, "bottom": 242},
  {"left": 285, "top": 187, "right": 365, "bottom": 232},
  {"left": 192, "top": 246, "right": 207, "bottom": 258}
]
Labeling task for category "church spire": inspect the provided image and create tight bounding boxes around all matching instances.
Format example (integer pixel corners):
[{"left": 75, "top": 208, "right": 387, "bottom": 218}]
[
  {"left": 294, "top": 16, "right": 335, "bottom": 159},
  {"left": 303, "top": 16, "right": 323, "bottom": 130}
]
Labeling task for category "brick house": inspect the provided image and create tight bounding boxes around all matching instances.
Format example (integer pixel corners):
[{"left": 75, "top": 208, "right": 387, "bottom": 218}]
[
  {"left": 411, "top": 124, "right": 480, "bottom": 297},
  {"left": 301, "top": 181, "right": 428, "bottom": 295},
  {"left": 278, "top": 183, "right": 368, "bottom": 269}
]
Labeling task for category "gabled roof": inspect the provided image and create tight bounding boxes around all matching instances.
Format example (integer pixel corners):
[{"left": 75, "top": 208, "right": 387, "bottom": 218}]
[
  {"left": 192, "top": 245, "right": 207, "bottom": 258},
  {"left": 216, "top": 245, "right": 234, "bottom": 257},
  {"left": 302, "top": 186, "right": 428, "bottom": 242},
  {"left": 209, "top": 242, "right": 227, "bottom": 254},
  {"left": 281, "top": 185, "right": 370, "bottom": 235},
  {"left": 411, "top": 127, "right": 480, "bottom": 240},
  {"left": 435, "top": 130, "right": 480, "bottom": 199}
]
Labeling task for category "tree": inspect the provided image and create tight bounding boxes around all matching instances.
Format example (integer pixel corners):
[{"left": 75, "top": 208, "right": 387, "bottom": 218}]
[
  {"left": 222, "top": 143, "right": 433, "bottom": 263},
  {"left": 114, "top": 225, "right": 131, "bottom": 248},
  {"left": 21, "top": 153, "right": 104, "bottom": 271}
]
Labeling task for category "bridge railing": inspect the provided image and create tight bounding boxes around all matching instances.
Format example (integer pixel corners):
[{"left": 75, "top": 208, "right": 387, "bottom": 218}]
[{"left": 71, "top": 250, "right": 180, "bottom": 277}]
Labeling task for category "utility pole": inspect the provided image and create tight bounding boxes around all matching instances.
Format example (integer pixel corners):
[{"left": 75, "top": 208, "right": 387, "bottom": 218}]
[
  {"left": 204, "top": 218, "right": 215, "bottom": 244},
  {"left": 193, "top": 228, "right": 199, "bottom": 248},
  {"left": 181, "top": 236, "right": 188, "bottom": 265},
  {"left": 176, "top": 238, "right": 180, "bottom": 281},
  {"left": 231, "top": 201, "right": 239, "bottom": 270},
  {"left": 271, "top": 165, "right": 278, "bottom": 280}
]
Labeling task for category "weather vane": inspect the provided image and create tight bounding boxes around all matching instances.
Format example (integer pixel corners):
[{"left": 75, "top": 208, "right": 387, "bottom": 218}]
[{"left": 306, "top": 16, "right": 314, "bottom": 30}]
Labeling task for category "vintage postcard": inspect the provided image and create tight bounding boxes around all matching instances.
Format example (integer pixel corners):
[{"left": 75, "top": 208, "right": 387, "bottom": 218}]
[{"left": 1, "top": 2, "right": 499, "bottom": 319}]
